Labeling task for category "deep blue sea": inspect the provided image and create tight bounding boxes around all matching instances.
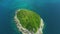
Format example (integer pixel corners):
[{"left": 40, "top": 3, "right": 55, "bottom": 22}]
[{"left": 0, "top": 0, "right": 60, "bottom": 34}]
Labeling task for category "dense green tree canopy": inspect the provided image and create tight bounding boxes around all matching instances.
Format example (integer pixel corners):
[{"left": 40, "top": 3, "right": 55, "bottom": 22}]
[{"left": 17, "top": 9, "right": 41, "bottom": 33}]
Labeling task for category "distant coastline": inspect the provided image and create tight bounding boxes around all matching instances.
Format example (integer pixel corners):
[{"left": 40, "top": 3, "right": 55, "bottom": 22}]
[{"left": 14, "top": 9, "right": 44, "bottom": 34}]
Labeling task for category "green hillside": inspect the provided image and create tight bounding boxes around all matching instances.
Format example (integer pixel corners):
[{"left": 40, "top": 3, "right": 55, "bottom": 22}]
[{"left": 16, "top": 9, "right": 41, "bottom": 33}]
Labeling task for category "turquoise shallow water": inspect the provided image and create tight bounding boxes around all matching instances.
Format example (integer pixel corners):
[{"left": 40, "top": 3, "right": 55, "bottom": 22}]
[{"left": 0, "top": 0, "right": 60, "bottom": 34}]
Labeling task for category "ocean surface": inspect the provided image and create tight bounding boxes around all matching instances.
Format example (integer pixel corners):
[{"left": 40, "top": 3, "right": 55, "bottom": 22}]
[{"left": 0, "top": 0, "right": 60, "bottom": 34}]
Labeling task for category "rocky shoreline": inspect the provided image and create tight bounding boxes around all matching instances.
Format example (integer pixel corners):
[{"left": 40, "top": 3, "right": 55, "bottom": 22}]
[{"left": 14, "top": 9, "right": 44, "bottom": 34}]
